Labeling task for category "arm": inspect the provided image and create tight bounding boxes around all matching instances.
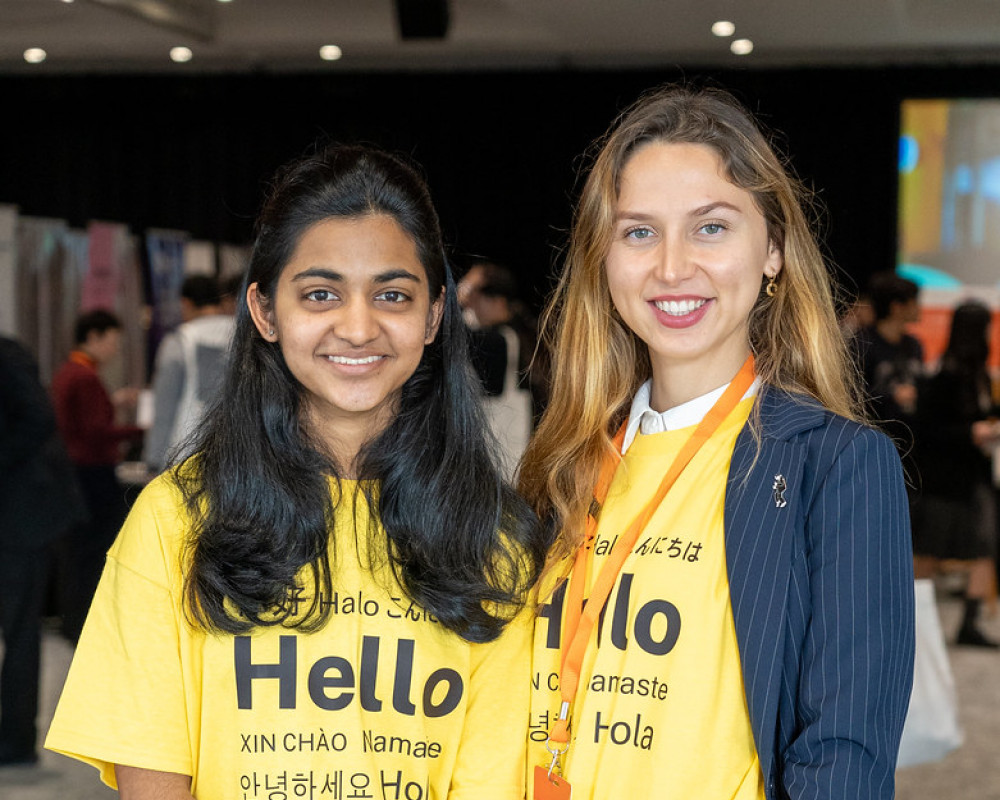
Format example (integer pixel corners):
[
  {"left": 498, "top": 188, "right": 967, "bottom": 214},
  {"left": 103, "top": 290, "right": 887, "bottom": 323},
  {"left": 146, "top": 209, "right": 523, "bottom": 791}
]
[
  {"left": 783, "top": 427, "right": 915, "bottom": 799},
  {"left": 448, "top": 611, "right": 533, "bottom": 800},
  {"left": 116, "top": 766, "right": 194, "bottom": 800},
  {"left": 71, "top": 370, "right": 144, "bottom": 451}
]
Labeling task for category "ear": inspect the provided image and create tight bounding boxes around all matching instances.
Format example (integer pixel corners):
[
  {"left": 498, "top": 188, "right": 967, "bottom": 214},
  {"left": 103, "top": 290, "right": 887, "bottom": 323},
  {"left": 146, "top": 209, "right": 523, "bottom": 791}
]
[
  {"left": 764, "top": 240, "right": 784, "bottom": 279},
  {"left": 247, "top": 282, "right": 276, "bottom": 341},
  {"left": 424, "top": 288, "right": 446, "bottom": 345}
]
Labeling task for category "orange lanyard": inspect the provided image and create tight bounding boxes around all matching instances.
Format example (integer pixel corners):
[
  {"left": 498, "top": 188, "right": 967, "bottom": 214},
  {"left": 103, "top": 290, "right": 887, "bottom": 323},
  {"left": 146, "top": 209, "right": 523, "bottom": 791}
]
[
  {"left": 545, "top": 354, "right": 756, "bottom": 759},
  {"left": 69, "top": 350, "right": 97, "bottom": 370}
]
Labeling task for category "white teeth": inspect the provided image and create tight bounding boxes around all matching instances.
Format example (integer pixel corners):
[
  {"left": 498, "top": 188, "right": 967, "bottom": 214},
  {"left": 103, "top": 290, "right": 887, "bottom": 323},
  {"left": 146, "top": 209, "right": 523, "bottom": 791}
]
[
  {"left": 327, "top": 355, "right": 382, "bottom": 365},
  {"left": 654, "top": 298, "right": 707, "bottom": 316}
]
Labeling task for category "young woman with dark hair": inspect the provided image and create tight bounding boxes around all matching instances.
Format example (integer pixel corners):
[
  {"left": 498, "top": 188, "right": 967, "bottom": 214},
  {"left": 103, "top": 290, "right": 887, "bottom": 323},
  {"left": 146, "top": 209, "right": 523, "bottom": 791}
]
[
  {"left": 913, "top": 301, "right": 1000, "bottom": 647},
  {"left": 520, "top": 85, "right": 914, "bottom": 799},
  {"left": 47, "top": 144, "right": 545, "bottom": 799}
]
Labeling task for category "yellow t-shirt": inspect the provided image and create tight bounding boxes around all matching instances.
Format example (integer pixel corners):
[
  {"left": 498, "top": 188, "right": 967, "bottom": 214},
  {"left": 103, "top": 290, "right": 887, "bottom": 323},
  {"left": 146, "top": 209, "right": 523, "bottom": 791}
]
[
  {"left": 528, "top": 397, "right": 765, "bottom": 800},
  {"left": 46, "top": 475, "right": 530, "bottom": 800}
]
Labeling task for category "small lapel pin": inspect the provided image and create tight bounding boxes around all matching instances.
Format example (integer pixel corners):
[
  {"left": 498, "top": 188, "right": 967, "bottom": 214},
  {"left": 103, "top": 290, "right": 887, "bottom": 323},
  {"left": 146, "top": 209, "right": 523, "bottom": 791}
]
[{"left": 772, "top": 474, "right": 787, "bottom": 508}]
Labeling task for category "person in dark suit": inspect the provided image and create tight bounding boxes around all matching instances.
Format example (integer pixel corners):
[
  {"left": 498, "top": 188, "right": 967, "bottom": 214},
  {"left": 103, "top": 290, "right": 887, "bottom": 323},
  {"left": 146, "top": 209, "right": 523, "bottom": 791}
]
[
  {"left": 519, "top": 85, "right": 914, "bottom": 799},
  {"left": 0, "top": 336, "right": 85, "bottom": 765}
]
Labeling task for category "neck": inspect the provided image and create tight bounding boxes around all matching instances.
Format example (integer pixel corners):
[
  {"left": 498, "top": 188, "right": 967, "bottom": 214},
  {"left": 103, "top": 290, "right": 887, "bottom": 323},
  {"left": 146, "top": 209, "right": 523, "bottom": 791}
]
[
  {"left": 304, "top": 406, "right": 394, "bottom": 480},
  {"left": 647, "top": 347, "right": 751, "bottom": 412},
  {"left": 875, "top": 318, "right": 904, "bottom": 344}
]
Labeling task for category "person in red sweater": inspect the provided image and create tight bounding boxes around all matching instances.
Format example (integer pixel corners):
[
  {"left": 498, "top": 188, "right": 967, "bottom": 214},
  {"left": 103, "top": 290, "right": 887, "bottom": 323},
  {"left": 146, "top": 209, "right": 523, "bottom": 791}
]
[{"left": 51, "top": 309, "right": 142, "bottom": 642}]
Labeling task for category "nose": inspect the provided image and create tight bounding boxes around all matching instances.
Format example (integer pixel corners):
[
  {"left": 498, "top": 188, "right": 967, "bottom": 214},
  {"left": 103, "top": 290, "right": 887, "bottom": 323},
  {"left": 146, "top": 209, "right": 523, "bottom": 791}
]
[
  {"left": 334, "top": 298, "right": 379, "bottom": 346},
  {"left": 653, "top": 234, "right": 696, "bottom": 285}
]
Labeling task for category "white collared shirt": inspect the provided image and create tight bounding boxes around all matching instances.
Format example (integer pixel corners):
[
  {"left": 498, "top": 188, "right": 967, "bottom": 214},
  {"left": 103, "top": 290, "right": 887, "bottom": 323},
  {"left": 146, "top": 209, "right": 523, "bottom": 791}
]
[{"left": 621, "top": 376, "right": 761, "bottom": 454}]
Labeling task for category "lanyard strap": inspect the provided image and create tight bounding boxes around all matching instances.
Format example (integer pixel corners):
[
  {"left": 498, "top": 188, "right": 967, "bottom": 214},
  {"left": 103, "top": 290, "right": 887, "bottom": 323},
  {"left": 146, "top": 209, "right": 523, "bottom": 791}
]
[
  {"left": 547, "top": 354, "right": 756, "bottom": 747},
  {"left": 69, "top": 350, "right": 96, "bottom": 370}
]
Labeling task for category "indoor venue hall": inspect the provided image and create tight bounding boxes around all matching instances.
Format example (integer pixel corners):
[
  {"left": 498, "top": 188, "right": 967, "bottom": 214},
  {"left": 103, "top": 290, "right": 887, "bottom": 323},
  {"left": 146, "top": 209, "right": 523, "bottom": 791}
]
[{"left": 2, "top": 1, "right": 1000, "bottom": 798}]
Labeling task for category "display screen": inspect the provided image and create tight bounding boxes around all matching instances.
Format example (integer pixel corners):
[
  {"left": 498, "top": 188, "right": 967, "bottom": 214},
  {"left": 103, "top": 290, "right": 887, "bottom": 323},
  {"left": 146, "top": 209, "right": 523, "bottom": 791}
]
[{"left": 897, "top": 98, "right": 1000, "bottom": 364}]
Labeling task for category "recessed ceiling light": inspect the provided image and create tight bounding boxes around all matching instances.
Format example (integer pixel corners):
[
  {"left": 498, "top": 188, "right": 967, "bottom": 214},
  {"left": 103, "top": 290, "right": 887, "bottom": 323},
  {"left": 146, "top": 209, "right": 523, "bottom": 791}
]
[
  {"left": 712, "top": 20, "right": 735, "bottom": 37},
  {"left": 60, "top": 0, "right": 75, "bottom": 4},
  {"left": 170, "top": 46, "right": 193, "bottom": 63},
  {"left": 319, "top": 45, "right": 343, "bottom": 61},
  {"left": 24, "top": 48, "right": 47, "bottom": 64},
  {"left": 216, "top": 0, "right": 233, "bottom": 3},
  {"left": 731, "top": 38, "right": 754, "bottom": 55}
]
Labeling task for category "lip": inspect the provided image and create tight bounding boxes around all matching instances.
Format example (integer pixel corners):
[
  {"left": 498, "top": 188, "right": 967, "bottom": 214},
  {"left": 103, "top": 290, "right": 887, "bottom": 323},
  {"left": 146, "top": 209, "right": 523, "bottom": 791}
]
[{"left": 649, "top": 296, "right": 712, "bottom": 329}]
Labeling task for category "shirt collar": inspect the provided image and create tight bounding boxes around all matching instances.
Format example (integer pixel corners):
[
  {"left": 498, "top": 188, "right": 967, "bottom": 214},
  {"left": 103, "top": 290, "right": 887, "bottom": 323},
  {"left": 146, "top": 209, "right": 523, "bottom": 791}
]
[
  {"left": 69, "top": 349, "right": 98, "bottom": 370},
  {"left": 621, "top": 376, "right": 761, "bottom": 454}
]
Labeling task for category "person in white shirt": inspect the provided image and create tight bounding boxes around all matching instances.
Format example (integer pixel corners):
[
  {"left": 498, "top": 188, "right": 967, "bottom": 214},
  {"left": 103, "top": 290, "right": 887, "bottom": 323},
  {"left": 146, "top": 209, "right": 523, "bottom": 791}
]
[{"left": 144, "top": 275, "right": 235, "bottom": 473}]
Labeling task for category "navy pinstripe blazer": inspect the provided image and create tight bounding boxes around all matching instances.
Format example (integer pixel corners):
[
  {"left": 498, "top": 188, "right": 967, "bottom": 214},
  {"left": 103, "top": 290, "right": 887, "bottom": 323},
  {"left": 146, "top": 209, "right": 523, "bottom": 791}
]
[{"left": 725, "top": 388, "right": 915, "bottom": 800}]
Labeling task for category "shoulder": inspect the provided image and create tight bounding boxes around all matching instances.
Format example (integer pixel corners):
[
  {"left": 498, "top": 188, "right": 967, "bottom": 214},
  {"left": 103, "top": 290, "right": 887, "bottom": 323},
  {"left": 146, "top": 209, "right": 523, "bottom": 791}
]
[
  {"left": 852, "top": 325, "right": 875, "bottom": 351},
  {"left": 108, "top": 473, "right": 191, "bottom": 577},
  {"left": 903, "top": 332, "right": 924, "bottom": 351},
  {"left": 0, "top": 337, "right": 33, "bottom": 369},
  {"left": 156, "top": 330, "right": 184, "bottom": 357},
  {"left": 186, "top": 314, "right": 235, "bottom": 339},
  {"left": 754, "top": 387, "right": 899, "bottom": 475}
]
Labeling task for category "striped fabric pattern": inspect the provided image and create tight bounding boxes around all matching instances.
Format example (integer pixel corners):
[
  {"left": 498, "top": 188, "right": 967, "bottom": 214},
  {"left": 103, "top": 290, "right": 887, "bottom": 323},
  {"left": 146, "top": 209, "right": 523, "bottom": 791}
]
[{"left": 725, "top": 388, "right": 915, "bottom": 800}]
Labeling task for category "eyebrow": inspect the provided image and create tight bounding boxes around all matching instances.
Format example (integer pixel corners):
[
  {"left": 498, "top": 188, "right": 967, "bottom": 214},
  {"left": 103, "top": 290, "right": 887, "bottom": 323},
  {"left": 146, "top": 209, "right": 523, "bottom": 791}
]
[
  {"left": 690, "top": 201, "right": 743, "bottom": 217},
  {"left": 614, "top": 201, "right": 745, "bottom": 222},
  {"left": 290, "top": 267, "right": 423, "bottom": 283}
]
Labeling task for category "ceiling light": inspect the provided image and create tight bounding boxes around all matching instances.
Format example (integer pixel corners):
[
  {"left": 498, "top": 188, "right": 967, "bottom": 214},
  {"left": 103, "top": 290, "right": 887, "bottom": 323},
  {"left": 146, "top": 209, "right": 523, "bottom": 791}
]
[
  {"left": 24, "top": 48, "right": 47, "bottom": 64},
  {"left": 319, "top": 45, "right": 343, "bottom": 61},
  {"left": 216, "top": 0, "right": 233, "bottom": 3},
  {"left": 60, "top": 0, "right": 75, "bottom": 4},
  {"left": 712, "top": 20, "right": 735, "bottom": 37},
  {"left": 170, "top": 46, "right": 193, "bottom": 63},
  {"left": 731, "top": 38, "right": 754, "bottom": 55}
]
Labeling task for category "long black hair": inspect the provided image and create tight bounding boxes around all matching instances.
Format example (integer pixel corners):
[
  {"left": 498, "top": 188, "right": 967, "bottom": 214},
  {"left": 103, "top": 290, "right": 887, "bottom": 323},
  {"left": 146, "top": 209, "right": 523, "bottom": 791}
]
[
  {"left": 174, "top": 144, "right": 544, "bottom": 643},
  {"left": 942, "top": 301, "right": 991, "bottom": 376}
]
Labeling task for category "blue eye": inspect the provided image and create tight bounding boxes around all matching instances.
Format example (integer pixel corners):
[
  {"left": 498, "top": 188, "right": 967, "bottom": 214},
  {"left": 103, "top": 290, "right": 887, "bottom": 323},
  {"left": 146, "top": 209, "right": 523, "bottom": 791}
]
[
  {"left": 700, "top": 223, "right": 725, "bottom": 235},
  {"left": 625, "top": 226, "right": 654, "bottom": 240}
]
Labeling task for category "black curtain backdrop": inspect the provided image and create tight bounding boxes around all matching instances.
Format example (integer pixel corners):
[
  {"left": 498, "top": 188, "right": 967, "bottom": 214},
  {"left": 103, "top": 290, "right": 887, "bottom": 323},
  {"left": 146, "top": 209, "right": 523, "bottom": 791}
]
[{"left": 3, "top": 64, "right": 999, "bottom": 311}]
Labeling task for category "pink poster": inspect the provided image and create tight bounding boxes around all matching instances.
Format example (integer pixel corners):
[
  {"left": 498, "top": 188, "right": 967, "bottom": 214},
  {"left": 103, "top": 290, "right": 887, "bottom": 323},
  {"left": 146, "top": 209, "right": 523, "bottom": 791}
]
[{"left": 81, "top": 221, "right": 123, "bottom": 311}]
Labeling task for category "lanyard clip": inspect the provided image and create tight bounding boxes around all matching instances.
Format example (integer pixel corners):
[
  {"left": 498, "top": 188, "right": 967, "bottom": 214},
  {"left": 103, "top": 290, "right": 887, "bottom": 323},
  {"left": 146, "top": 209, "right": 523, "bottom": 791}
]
[{"left": 544, "top": 701, "right": 572, "bottom": 779}]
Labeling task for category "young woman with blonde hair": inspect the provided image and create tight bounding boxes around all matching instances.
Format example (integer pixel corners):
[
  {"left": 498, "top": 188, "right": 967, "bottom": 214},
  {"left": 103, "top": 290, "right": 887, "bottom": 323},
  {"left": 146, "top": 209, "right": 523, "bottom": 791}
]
[{"left": 521, "top": 85, "right": 914, "bottom": 800}]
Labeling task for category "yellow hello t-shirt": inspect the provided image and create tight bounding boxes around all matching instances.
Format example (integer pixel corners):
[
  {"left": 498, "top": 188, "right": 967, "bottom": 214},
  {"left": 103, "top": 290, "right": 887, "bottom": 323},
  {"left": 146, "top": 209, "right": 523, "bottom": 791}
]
[
  {"left": 46, "top": 475, "right": 530, "bottom": 800},
  {"left": 528, "top": 397, "right": 765, "bottom": 800}
]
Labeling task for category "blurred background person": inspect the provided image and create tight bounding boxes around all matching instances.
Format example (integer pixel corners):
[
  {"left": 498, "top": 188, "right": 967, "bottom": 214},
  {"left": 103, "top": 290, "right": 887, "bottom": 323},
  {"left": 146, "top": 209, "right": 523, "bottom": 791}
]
[
  {"left": 144, "top": 275, "right": 235, "bottom": 474},
  {"left": 457, "top": 260, "right": 547, "bottom": 475},
  {"left": 218, "top": 274, "right": 243, "bottom": 318},
  {"left": 912, "top": 301, "right": 1000, "bottom": 647},
  {"left": 50, "top": 310, "right": 143, "bottom": 643},
  {"left": 840, "top": 286, "right": 875, "bottom": 341},
  {"left": 854, "top": 271, "right": 924, "bottom": 455},
  {"left": 0, "top": 335, "right": 84, "bottom": 765}
]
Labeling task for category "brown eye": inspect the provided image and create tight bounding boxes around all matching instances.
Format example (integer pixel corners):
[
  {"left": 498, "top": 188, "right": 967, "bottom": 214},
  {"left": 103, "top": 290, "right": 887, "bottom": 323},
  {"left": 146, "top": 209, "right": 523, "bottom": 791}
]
[{"left": 376, "top": 290, "right": 409, "bottom": 303}]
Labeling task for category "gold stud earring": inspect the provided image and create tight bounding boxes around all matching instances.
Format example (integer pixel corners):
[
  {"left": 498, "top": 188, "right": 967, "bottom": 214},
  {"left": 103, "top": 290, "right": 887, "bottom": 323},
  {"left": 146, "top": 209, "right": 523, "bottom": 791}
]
[{"left": 765, "top": 275, "right": 778, "bottom": 297}]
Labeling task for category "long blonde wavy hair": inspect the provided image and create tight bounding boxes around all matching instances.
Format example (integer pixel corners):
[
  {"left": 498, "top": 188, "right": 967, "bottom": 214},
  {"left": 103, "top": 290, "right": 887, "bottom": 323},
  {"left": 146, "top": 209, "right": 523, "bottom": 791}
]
[{"left": 519, "top": 84, "right": 864, "bottom": 559}]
